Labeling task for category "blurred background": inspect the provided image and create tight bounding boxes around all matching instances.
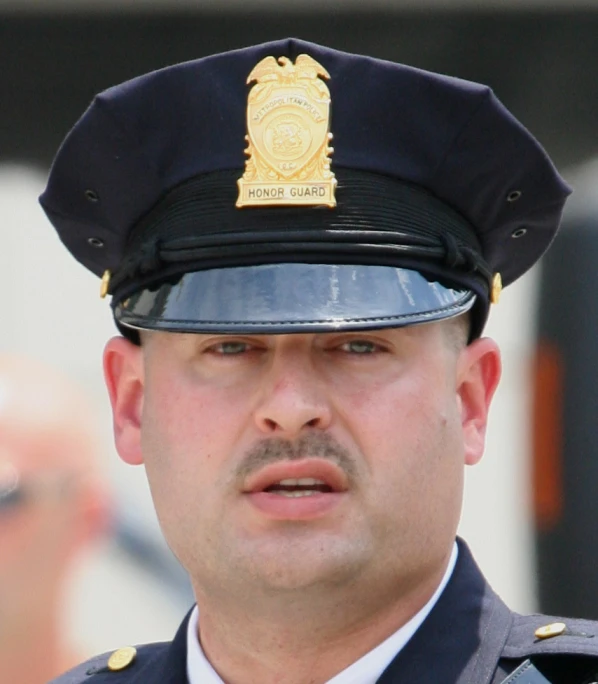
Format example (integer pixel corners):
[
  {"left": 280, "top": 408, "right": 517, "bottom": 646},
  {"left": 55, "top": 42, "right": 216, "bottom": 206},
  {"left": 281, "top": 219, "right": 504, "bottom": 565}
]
[{"left": 1, "top": 0, "right": 597, "bottom": 664}]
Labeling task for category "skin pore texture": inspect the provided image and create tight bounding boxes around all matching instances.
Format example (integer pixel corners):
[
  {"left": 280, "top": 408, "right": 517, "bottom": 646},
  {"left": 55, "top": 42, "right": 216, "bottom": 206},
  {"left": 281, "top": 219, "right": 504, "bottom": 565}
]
[
  {"left": 0, "top": 355, "right": 108, "bottom": 684},
  {"left": 104, "top": 317, "right": 500, "bottom": 684}
]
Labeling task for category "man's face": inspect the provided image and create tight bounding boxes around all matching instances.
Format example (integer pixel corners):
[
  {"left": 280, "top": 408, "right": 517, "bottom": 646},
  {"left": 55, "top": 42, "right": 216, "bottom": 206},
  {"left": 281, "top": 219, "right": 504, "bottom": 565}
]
[{"left": 106, "top": 323, "right": 499, "bottom": 606}]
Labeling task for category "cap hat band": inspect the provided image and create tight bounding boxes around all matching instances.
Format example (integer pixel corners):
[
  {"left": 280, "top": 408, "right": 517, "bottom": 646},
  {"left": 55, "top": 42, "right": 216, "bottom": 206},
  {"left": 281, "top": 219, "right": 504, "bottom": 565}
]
[{"left": 110, "top": 168, "right": 492, "bottom": 305}]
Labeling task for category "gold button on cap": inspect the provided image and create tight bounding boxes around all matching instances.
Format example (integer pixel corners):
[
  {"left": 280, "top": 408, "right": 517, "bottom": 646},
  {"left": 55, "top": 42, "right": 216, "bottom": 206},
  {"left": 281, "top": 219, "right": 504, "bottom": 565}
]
[
  {"left": 491, "top": 272, "right": 502, "bottom": 305},
  {"left": 534, "top": 622, "right": 567, "bottom": 640},
  {"left": 100, "top": 269, "right": 111, "bottom": 299},
  {"left": 107, "top": 646, "right": 137, "bottom": 671}
]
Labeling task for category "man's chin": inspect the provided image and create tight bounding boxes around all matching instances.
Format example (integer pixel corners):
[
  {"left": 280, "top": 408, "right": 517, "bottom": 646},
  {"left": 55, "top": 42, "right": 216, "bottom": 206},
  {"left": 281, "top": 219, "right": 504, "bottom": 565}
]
[{"left": 234, "top": 536, "right": 368, "bottom": 593}]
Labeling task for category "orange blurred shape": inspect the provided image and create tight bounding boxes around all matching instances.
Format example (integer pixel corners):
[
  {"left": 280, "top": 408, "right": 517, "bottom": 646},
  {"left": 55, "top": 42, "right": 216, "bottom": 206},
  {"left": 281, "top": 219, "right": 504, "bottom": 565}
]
[{"left": 532, "top": 341, "right": 564, "bottom": 532}]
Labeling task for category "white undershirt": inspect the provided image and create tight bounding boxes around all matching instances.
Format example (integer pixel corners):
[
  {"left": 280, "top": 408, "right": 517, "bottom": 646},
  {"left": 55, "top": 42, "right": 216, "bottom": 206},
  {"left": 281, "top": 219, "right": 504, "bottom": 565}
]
[{"left": 186, "top": 542, "right": 458, "bottom": 684}]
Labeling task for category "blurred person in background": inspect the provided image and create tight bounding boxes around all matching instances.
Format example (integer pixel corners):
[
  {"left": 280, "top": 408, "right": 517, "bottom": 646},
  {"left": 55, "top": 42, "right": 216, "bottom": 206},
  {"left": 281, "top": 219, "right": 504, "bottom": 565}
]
[
  {"left": 41, "top": 39, "right": 598, "bottom": 684},
  {"left": 0, "top": 354, "right": 109, "bottom": 684}
]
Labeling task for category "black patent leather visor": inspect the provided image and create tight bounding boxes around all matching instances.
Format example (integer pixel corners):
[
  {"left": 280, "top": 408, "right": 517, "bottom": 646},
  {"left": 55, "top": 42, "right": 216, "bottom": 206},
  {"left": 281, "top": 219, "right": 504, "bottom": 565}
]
[{"left": 114, "top": 263, "right": 475, "bottom": 334}]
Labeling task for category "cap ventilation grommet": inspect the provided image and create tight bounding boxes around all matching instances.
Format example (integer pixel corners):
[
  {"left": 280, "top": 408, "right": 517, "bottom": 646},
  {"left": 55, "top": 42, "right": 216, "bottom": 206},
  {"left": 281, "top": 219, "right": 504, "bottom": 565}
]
[{"left": 507, "top": 190, "right": 522, "bottom": 203}]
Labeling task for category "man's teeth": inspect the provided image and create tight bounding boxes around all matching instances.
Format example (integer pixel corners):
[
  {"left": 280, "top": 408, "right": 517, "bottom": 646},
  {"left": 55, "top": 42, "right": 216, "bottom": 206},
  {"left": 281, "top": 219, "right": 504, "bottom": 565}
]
[
  {"left": 277, "top": 478, "right": 326, "bottom": 486},
  {"left": 266, "top": 478, "right": 331, "bottom": 496}
]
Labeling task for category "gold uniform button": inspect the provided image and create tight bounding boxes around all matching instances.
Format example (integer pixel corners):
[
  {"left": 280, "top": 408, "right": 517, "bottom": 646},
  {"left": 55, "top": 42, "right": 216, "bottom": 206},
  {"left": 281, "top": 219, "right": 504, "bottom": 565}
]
[
  {"left": 107, "top": 646, "right": 137, "bottom": 671},
  {"left": 491, "top": 272, "right": 503, "bottom": 305},
  {"left": 100, "top": 269, "right": 111, "bottom": 299},
  {"left": 534, "top": 622, "right": 567, "bottom": 640}
]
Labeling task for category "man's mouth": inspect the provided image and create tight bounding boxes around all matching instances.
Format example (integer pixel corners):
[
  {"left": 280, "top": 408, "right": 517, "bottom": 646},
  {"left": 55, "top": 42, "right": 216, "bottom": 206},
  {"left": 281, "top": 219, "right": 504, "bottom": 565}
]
[
  {"left": 263, "top": 478, "right": 334, "bottom": 497},
  {"left": 240, "top": 458, "right": 351, "bottom": 519},
  {"left": 243, "top": 459, "right": 349, "bottom": 496}
]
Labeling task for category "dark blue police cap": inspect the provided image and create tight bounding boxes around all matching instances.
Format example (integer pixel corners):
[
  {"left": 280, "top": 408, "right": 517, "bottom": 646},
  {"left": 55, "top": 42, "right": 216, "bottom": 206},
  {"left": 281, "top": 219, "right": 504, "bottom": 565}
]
[{"left": 40, "top": 38, "right": 571, "bottom": 341}]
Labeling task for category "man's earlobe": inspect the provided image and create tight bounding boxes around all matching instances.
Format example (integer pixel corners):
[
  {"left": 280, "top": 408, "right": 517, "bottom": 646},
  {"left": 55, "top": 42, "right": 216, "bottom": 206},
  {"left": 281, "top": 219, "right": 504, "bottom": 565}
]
[
  {"left": 103, "top": 336, "right": 145, "bottom": 466},
  {"left": 456, "top": 338, "right": 502, "bottom": 467}
]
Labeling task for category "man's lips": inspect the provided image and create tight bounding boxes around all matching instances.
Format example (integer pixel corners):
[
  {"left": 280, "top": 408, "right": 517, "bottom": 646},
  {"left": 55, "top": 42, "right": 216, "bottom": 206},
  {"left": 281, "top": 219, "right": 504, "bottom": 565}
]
[
  {"left": 241, "top": 459, "right": 349, "bottom": 520},
  {"left": 242, "top": 459, "right": 349, "bottom": 494}
]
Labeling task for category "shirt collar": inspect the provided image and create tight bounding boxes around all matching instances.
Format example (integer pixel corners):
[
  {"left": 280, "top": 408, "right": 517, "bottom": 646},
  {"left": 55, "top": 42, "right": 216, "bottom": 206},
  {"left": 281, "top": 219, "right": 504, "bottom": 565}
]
[{"left": 186, "top": 542, "right": 459, "bottom": 684}]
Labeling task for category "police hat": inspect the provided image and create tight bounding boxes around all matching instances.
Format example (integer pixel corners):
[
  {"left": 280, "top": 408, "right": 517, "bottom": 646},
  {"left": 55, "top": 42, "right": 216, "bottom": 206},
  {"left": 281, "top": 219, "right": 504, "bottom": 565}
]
[{"left": 40, "top": 38, "right": 571, "bottom": 341}]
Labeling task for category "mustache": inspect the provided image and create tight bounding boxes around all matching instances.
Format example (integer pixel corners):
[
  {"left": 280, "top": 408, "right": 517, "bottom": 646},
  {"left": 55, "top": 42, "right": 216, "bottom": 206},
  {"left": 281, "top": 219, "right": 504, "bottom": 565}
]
[{"left": 236, "top": 432, "right": 357, "bottom": 483}]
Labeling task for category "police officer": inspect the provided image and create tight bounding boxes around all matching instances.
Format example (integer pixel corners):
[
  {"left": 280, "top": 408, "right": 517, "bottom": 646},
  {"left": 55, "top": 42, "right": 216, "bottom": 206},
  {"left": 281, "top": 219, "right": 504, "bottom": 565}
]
[{"left": 42, "top": 38, "right": 598, "bottom": 684}]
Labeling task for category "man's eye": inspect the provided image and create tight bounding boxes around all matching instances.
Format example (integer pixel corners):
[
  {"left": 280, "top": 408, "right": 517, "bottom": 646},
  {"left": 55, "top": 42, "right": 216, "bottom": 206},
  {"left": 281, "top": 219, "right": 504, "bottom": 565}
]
[
  {"left": 211, "top": 341, "right": 250, "bottom": 355},
  {"left": 340, "top": 340, "right": 378, "bottom": 354}
]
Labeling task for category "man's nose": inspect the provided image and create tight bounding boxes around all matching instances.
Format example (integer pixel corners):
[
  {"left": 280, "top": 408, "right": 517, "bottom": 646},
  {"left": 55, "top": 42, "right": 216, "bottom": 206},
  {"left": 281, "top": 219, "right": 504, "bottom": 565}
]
[{"left": 253, "top": 351, "right": 333, "bottom": 438}]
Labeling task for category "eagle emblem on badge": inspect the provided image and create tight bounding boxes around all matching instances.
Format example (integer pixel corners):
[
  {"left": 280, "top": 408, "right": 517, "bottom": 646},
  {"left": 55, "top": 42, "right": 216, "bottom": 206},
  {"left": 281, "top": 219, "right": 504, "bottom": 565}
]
[{"left": 236, "top": 54, "right": 337, "bottom": 208}]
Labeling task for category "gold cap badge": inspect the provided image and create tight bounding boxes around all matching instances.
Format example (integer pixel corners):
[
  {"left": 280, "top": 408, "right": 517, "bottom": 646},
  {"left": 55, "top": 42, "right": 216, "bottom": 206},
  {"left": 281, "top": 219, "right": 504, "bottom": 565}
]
[{"left": 237, "top": 54, "right": 336, "bottom": 208}]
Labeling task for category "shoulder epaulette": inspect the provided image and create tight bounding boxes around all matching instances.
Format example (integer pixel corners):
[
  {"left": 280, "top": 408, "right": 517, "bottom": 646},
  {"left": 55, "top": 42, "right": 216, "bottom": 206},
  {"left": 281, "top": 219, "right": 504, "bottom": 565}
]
[
  {"left": 501, "top": 613, "right": 598, "bottom": 684},
  {"left": 506, "top": 614, "right": 598, "bottom": 659},
  {"left": 49, "top": 643, "right": 169, "bottom": 683}
]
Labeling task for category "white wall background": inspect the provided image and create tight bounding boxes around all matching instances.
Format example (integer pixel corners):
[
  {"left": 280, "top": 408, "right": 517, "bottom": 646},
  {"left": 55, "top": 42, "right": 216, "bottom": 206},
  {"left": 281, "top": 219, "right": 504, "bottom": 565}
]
[{"left": 0, "top": 164, "right": 538, "bottom": 656}]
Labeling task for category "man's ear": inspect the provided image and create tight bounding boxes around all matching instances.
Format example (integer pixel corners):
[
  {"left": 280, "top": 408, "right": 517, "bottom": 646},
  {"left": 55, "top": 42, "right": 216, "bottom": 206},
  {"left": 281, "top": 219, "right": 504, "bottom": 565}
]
[
  {"left": 103, "top": 336, "right": 145, "bottom": 466},
  {"left": 456, "top": 337, "right": 501, "bottom": 467}
]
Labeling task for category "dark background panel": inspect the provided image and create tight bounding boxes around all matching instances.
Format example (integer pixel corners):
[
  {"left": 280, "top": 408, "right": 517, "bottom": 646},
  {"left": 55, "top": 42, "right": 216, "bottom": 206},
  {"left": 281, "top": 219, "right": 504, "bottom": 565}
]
[
  {"left": 535, "top": 211, "right": 598, "bottom": 620},
  {"left": 0, "top": 9, "right": 596, "bottom": 169}
]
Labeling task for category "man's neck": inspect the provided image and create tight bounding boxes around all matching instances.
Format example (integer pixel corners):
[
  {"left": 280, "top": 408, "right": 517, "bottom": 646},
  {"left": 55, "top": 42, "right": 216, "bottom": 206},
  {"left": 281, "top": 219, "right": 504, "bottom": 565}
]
[{"left": 193, "top": 548, "right": 456, "bottom": 684}]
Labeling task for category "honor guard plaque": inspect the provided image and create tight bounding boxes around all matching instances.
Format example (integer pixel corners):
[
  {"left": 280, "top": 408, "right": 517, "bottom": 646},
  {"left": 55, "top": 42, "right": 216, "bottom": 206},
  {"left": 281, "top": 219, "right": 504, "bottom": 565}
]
[{"left": 237, "top": 54, "right": 337, "bottom": 208}]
